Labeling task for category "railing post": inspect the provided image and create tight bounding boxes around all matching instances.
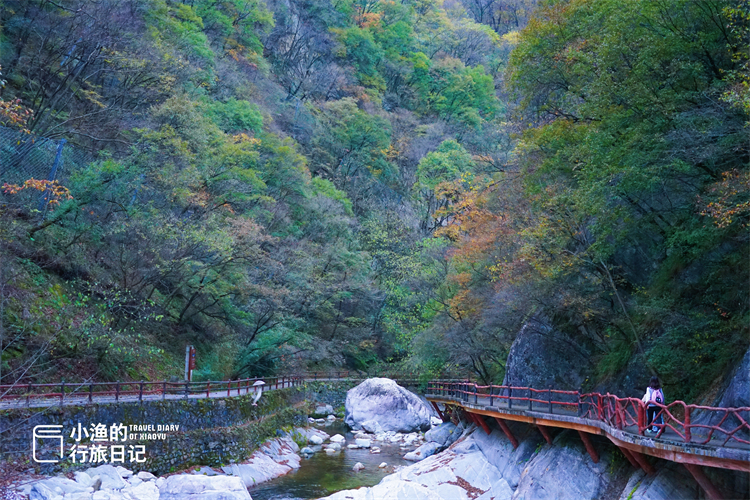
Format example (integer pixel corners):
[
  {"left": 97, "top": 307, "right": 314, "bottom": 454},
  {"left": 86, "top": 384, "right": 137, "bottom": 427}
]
[
  {"left": 207, "top": 382, "right": 211, "bottom": 398},
  {"left": 508, "top": 387, "right": 512, "bottom": 409},
  {"left": 489, "top": 385, "right": 493, "bottom": 407},
  {"left": 548, "top": 387, "right": 552, "bottom": 414},
  {"left": 638, "top": 402, "right": 645, "bottom": 433},
  {"left": 115, "top": 382, "right": 120, "bottom": 402},
  {"left": 577, "top": 393, "right": 583, "bottom": 417},
  {"left": 89, "top": 382, "right": 94, "bottom": 403},
  {"left": 528, "top": 388, "right": 533, "bottom": 411},
  {"left": 162, "top": 381, "right": 167, "bottom": 400},
  {"left": 684, "top": 406, "right": 691, "bottom": 442},
  {"left": 139, "top": 381, "right": 144, "bottom": 402},
  {"left": 184, "top": 381, "right": 189, "bottom": 399},
  {"left": 227, "top": 381, "right": 231, "bottom": 397},
  {"left": 60, "top": 381, "right": 65, "bottom": 406},
  {"left": 474, "top": 385, "right": 478, "bottom": 404}
]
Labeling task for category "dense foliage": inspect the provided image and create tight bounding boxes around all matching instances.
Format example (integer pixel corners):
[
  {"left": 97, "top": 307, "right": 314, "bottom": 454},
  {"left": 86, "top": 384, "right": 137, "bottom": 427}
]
[{"left": 0, "top": 0, "right": 747, "bottom": 402}]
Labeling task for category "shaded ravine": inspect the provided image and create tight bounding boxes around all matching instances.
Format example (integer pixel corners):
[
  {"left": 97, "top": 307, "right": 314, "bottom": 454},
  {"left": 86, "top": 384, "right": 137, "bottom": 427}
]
[{"left": 249, "top": 422, "right": 411, "bottom": 500}]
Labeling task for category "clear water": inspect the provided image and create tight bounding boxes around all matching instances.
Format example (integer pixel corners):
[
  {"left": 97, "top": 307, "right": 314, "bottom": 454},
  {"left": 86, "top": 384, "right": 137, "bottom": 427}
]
[{"left": 248, "top": 422, "right": 412, "bottom": 500}]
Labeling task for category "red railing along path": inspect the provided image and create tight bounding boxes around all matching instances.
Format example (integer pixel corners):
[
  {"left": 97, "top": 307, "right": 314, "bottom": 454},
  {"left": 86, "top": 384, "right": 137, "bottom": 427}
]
[
  {"left": 426, "top": 381, "right": 750, "bottom": 448},
  {"left": 0, "top": 371, "right": 438, "bottom": 408},
  {"left": 425, "top": 380, "right": 750, "bottom": 481}
]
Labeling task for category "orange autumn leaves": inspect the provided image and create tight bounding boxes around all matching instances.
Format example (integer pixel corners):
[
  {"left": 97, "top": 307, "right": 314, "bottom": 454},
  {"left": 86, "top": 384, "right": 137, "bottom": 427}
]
[{"left": 2, "top": 178, "right": 73, "bottom": 206}]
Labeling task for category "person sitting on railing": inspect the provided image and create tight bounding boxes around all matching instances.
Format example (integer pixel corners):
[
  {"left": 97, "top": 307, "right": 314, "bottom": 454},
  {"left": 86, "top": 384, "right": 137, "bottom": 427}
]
[{"left": 642, "top": 376, "right": 664, "bottom": 433}]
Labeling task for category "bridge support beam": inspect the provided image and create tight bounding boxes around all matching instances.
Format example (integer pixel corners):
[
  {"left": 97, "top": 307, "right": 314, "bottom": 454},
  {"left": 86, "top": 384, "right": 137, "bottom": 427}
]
[
  {"left": 431, "top": 401, "right": 446, "bottom": 422},
  {"left": 684, "top": 464, "right": 724, "bottom": 500},
  {"left": 630, "top": 450, "right": 656, "bottom": 475},
  {"left": 469, "top": 412, "right": 492, "bottom": 435},
  {"left": 536, "top": 424, "right": 553, "bottom": 445},
  {"left": 494, "top": 417, "right": 519, "bottom": 449},
  {"left": 617, "top": 446, "right": 640, "bottom": 469},
  {"left": 577, "top": 431, "right": 599, "bottom": 463}
]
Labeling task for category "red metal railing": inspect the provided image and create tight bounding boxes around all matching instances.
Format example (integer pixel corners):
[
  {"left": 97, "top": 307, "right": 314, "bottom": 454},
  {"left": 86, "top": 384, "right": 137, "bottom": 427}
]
[
  {"left": 0, "top": 375, "right": 304, "bottom": 407},
  {"left": 0, "top": 371, "right": 443, "bottom": 408},
  {"left": 427, "top": 381, "right": 750, "bottom": 448}
]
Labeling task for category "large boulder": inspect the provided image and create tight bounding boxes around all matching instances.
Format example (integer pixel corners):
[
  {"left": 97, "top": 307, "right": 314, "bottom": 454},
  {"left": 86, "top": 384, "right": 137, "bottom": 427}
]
[
  {"left": 345, "top": 378, "right": 432, "bottom": 433},
  {"left": 158, "top": 475, "right": 250, "bottom": 500}
]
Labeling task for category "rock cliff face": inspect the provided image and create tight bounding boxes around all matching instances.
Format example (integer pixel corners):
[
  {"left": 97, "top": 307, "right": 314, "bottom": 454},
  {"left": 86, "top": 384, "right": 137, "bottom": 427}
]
[
  {"left": 502, "top": 317, "right": 589, "bottom": 391},
  {"left": 319, "top": 423, "right": 728, "bottom": 500}
]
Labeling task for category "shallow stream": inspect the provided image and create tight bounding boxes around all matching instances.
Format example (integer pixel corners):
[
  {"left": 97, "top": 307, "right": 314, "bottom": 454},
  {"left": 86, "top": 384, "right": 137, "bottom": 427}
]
[{"left": 248, "top": 422, "right": 412, "bottom": 500}]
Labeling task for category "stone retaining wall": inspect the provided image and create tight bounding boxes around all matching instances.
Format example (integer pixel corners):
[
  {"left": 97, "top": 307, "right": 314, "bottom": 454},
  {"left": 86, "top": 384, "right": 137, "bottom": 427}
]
[{"left": 0, "top": 381, "right": 355, "bottom": 475}]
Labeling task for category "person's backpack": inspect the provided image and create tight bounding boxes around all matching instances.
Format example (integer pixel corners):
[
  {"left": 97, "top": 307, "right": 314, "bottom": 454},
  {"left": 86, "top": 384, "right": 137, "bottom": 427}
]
[{"left": 651, "top": 388, "right": 663, "bottom": 404}]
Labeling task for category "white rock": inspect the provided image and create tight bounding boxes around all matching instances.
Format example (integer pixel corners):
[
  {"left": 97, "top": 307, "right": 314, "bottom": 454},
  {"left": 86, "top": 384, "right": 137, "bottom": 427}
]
[
  {"left": 347, "top": 444, "right": 359, "bottom": 449},
  {"left": 84, "top": 466, "right": 127, "bottom": 491},
  {"left": 221, "top": 451, "right": 293, "bottom": 487},
  {"left": 325, "top": 447, "right": 337, "bottom": 454},
  {"left": 154, "top": 478, "right": 165, "bottom": 488},
  {"left": 329, "top": 434, "right": 346, "bottom": 443},
  {"left": 73, "top": 472, "right": 93, "bottom": 487},
  {"left": 301, "top": 447, "right": 315, "bottom": 454},
  {"left": 328, "top": 442, "right": 342, "bottom": 451},
  {"left": 315, "top": 418, "right": 326, "bottom": 423},
  {"left": 327, "top": 415, "right": 336, "bottom": 420},
  {"left": 431, "top": 416, "right": 443, "bottom": 426},
  {"left": 114, "top": 467, "right": 133, "bottom": 479},
  {"left": 355, "top": 438, "right": 371, "bottom": 448},
  {"left": 352, "top": 462, "right": 365, "bottom": 472},
  {"left": 403, "top": 442, "right": 442, "bottom": 462},
  {"left": 158, "top": 475, "right": 251, "bottom": 500},
  {"left": 370, "top": 447, "right": 381, "bottom": 454},
  {"left": 379, "top": 462, "right": 388, "bottom": 468},
  {"left": 122, "top": 481, "right": 159, "bottom": 500},
  {"left": 345, "top": 378, "right": 432, "bottom": 433},
  {"left": 309, "top": 435, "right": 324, "bottom": 445},
  {"left": 136, "top": 472, "right": 156, "bottom": 482},
  {"left": 128, "top": 476, "right": 143, "bottom": 487}
]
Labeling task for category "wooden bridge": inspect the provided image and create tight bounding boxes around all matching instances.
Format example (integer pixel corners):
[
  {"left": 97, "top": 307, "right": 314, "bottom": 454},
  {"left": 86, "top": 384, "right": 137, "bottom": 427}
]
[{"left": 425, "top": 381, "right": 750, "bottom": 500}]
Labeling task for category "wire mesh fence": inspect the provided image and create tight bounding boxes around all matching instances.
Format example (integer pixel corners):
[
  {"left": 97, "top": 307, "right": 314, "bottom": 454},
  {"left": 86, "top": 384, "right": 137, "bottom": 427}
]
[{"left": 0, "top": 126, "right": 96, "bottom": 214}]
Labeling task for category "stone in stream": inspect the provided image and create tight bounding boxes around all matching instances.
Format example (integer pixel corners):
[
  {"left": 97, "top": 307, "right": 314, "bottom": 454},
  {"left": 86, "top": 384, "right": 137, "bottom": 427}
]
[
  {"left": 355, "top": 438, "right": 371, "bottom": 448},
  {"left": 345, "top": 378, "right": 432, "bottom": 433},
  {"left": 301, "top": 446, "right": 314, "bottom": 454},
  {"left": 327, "top": 414, "right": 336, "bottom": 420},
  {"left": 325, "top": 447, "right": 337, "bottom": 454},
  {"left": 379, "top": 462, "right": 388, "bottom": 468},
  {"left": 313, "top": 404, "right": 335, "bottom": 417},
  {"left": 329, "top": 434, "right": 346, "bottom": 443},
  {"left": 370, "top": 447, "right": 381, "bottom": 454},
  {"left": 309, "top": 435, "right": 324, "bottom": 445},
  {"left": 352, "top": 462, "right": 365, "bottom": 472}
]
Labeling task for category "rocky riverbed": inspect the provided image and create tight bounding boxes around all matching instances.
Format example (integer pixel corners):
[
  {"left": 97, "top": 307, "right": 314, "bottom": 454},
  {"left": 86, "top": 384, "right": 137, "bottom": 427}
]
[{"left": 5, "top": 376, "right": 748, "bottom": 500}]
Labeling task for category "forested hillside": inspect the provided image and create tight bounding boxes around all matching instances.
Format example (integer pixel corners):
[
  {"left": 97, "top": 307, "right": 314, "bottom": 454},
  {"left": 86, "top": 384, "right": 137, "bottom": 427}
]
[{"left": 0, "top": 0, "right": 747, "bottom": 403}]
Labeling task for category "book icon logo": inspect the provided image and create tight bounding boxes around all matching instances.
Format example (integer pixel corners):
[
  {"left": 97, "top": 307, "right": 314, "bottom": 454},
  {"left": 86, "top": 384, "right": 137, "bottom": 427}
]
[{"left": 32, "top": 425, "right": 63, "bottom": 463}]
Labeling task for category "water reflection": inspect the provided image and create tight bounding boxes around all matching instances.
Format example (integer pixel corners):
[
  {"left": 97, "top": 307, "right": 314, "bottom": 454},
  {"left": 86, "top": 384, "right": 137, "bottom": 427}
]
[{"left": 249, "top": 421, "right": 412, "bottom": 500}]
